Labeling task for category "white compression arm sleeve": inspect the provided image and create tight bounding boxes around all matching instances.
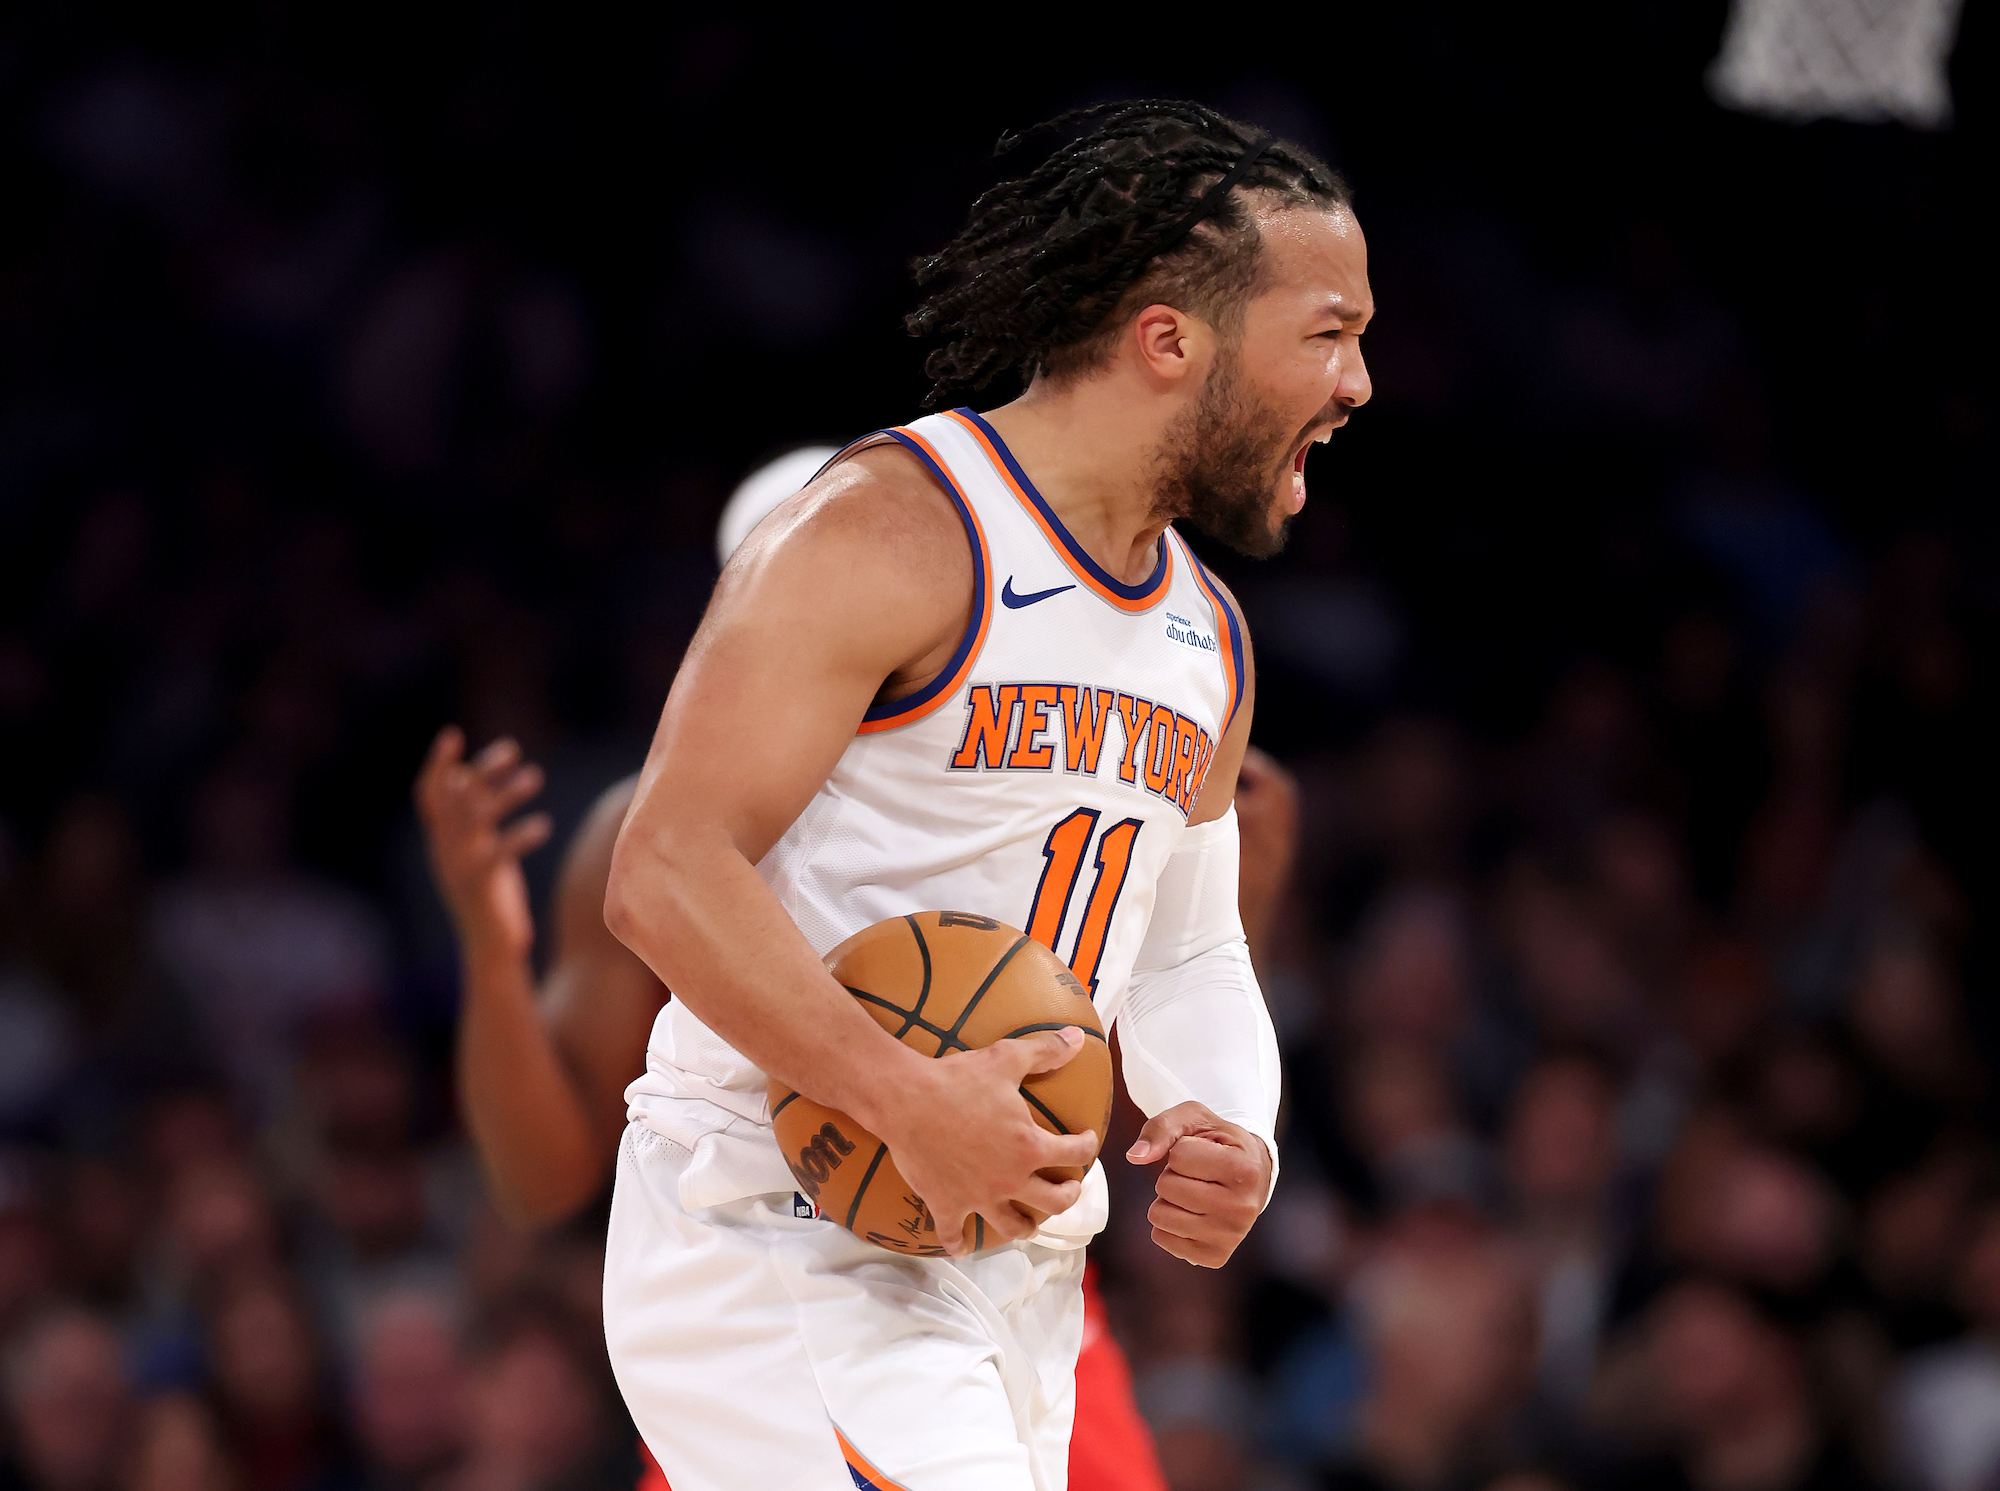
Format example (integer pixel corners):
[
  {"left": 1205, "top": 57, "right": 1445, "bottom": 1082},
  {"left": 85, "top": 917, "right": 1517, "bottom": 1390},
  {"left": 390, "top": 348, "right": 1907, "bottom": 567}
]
[{"left": 1116, "top": 806, "right": 1283, "bottom": 1205}]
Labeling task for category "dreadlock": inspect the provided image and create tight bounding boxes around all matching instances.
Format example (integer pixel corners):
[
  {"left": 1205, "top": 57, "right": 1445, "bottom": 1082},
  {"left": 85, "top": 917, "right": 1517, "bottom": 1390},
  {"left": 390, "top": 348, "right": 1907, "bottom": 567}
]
[{"left": 907, "top": 99, "right": 1349, "bottom": 408}]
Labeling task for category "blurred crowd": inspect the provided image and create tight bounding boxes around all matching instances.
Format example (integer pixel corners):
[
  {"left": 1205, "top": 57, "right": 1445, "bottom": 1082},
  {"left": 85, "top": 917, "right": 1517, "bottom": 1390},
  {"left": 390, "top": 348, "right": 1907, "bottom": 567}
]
[
  {"left": 1096, "top": 540, "right": 2000, "bottom": 1491},
  {"left": 3, "top": 10, "right": 1995, "bottom": 1491},
  {"left": 6, "top": 496, "right": 1998, "bottom": 1491}
]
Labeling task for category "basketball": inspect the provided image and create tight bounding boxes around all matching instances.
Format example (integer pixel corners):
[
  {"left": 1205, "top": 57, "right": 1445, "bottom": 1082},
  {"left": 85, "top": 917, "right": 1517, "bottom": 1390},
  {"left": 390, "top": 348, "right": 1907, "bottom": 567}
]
[{"left": 768, "top": 910, "right": 1113, "bottom": 1257}]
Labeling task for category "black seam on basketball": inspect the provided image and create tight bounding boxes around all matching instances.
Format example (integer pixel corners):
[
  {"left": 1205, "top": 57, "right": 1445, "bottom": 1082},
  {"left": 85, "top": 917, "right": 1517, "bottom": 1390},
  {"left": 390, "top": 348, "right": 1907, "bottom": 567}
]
[
  {"left": 771, "top": 1090, "right": 801, "bottom": 1120},
  {"left": 948, "top": 935, "right": 1034, "bottom": 1039},
  {"left": 844, "top": 1142, "right": 891, "bottom": 1232},
  {"left": 904, "top": 914, "right": 934, "bottom": 1024},
  {"left": 1017, "top": 1085, "right": 1071, "bottom": 1134},
  {"left": 850, "top": 986, "right": 927, "bottom": 1042},
  {"left": 1000, "top": 1021, "right": 1108, "bottom": 1044}
]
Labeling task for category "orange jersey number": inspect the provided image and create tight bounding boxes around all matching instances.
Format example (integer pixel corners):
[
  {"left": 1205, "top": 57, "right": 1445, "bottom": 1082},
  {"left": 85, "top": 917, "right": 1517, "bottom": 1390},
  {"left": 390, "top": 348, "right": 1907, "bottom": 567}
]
[{"left": 1024, "top": 809, "right": 1144, "bottom": 994}]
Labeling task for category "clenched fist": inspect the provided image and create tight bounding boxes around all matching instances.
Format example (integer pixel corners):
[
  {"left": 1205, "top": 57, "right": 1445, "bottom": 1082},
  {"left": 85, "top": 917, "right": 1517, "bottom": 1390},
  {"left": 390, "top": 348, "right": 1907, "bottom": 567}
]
[{"left": 1125, "top": 1101, "right": 1272, "bottom": 1268}]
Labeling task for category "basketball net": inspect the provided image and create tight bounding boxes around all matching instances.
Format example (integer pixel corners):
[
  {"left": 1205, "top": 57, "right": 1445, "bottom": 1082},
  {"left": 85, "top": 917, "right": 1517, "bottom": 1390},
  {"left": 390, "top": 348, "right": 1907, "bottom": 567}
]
[{"left": 1707, "top": 0, "right": 1963, "bottom": 128}]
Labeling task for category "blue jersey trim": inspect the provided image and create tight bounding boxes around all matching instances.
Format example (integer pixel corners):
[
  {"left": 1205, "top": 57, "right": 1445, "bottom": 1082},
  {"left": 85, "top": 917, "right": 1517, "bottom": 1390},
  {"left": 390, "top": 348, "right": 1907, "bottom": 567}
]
[
  {"left": 953, "top": 407, "right": 1168, "bottom": 603},
  {"left": 859, "top": 429, "right": 988, "bottom": 725}
]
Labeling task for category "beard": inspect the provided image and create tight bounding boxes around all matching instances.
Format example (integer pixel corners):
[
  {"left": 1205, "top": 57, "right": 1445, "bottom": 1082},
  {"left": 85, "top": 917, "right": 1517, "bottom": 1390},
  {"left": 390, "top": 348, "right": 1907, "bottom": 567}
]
[{"left": 1150, "top": 348, "right": 1299, "bottom": 559}]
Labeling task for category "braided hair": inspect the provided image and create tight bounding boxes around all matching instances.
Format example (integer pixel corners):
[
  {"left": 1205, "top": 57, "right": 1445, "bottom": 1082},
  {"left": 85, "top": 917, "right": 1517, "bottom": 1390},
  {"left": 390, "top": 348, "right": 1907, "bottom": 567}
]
[{"left": 908, "top": 99, "right": 1349, "bottom": 408}]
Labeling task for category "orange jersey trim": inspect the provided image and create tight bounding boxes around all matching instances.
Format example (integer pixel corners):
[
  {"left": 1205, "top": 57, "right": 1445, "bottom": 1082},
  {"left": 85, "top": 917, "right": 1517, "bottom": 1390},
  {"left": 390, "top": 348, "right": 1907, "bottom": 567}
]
[
  {"left": 855, "top": 425, "right": 995, "bottom": 735},
  {"left": 942, "top": 409, "right": 1173, "bottom": 614},
  {"left": 834, "top": 1427, "right": 915, "bottom": 1491}
]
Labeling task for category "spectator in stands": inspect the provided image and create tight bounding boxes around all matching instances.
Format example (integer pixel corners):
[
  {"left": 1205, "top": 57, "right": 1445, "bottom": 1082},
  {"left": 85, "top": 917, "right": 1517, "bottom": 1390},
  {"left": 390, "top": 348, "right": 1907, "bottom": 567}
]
[
  {"left": 202, "top": 1269, "right": 347, "bottom": 1491},
  {"left": 150, "top": 764, "right": 388, "bottom": 1119},
  {"left": 1503, "top": 1053, "right": 1623, "bottom": 1414},
  {"left": 1629, "top": 1280, "right": 1878, "bottom": 1491},
  {"left": 0, "top": 1306, "right": 132, "bottom": 1491},
  {"left": 348, "top": 1290, "right": 466, "bottom": 1490},
  {"left": 123, "top": 1393, "right": 235, "bottom": 1491},
  {"left": 451, "top": 1295, "right": 623, "bottom": 1491},
  {"left": 1321, "top": 1214, "right": 1537, "bottom": 1490}
]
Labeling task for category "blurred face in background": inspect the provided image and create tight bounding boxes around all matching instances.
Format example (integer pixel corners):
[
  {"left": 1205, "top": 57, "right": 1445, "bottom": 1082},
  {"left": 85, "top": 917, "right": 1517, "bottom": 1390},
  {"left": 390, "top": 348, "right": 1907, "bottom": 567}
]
[
  {"left": 463, "top": 1325, "right": 606, "bottom": 1488},
  {"left": 1504, "top": 1058, "right": 1618, "bottom": 1218},
  {"left": 166, "top": 1159, "right": 278, "bottom": 1283},
  {"left": 1860, "top": 1151, "right": 1977, "bottom": 1300},
  {"left": 207, "top": 1274, "right": 319, "bottom": 1430},
  {"left": 353, "top": 1293, "right": 466, "bottom": 1478},
  {"left": 124, "top": 1393, "right": 233, "bottom": 1491},
  {"left": 1654, "top": 1107, "right": 1839, "bottom": 1296},
  {"left": 1346, "top": 890, "right": 1472, "bottom": 1051},
  {"left": 3, "top": 1309, "right": 131, "bottom": 1491},
  {"left": 1851, "top": 942, "right": 1961, "bottom": 1088},
  {"left": 314, "top": 1146, "right": 427, "bottom": 1261},
  {"left": 1354, "top": 1234, "right": 1536, "bottom": 1467},
  {"left": 1345, "top": 1041, "right": 1463, "bottom": 1166},
  {"left": 1648, "top": 1282, "right": 1800, "bottom": 1439}
]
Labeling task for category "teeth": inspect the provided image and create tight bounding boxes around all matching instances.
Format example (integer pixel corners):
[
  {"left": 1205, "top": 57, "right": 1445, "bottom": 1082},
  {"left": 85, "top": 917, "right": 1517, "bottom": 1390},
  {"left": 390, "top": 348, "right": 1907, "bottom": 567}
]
[{"left": 1315, "top": 431, "right": 1332, "bottom": 445}]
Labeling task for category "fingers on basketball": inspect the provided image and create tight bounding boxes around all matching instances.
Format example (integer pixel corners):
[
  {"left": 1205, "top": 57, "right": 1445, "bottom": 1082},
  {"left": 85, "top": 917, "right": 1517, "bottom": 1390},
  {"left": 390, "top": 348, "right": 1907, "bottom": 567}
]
[
  {"left": 768, "top": 910, "right": 1113, "bottom": 1257},
  {"left": 991, "top": 1025, "right": 1082, "bottom": 1081}
]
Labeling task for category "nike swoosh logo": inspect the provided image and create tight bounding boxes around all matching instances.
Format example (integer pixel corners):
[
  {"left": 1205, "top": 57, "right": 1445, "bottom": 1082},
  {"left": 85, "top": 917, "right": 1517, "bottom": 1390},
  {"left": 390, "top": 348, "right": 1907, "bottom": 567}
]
[{"left": 1001, "top": 577, "right": 1076, "bottom": 609}]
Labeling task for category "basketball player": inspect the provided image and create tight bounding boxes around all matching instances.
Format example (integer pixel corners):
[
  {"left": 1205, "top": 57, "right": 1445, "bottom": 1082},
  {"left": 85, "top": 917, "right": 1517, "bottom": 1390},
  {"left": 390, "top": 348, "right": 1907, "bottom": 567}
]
[
  {"left": 414, "top": 445, "right": 1298, "bottom": 1491},
  {"left": 601, "top": 100, "right": 1368, "bottom": 1489}
]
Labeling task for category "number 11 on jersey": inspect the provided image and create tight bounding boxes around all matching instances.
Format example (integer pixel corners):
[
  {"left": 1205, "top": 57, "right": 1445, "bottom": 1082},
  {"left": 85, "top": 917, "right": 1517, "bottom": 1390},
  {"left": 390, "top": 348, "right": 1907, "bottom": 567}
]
[{"left": 1024, "top": 808, "right": 1143, "bottom": 994}]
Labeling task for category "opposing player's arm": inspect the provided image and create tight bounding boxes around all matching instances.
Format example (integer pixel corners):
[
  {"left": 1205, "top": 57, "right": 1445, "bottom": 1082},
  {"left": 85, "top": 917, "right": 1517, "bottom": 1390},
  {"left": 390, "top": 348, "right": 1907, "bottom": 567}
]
[
  {"left": 1232, "top": 745, "right": 1299, "bottom": 963},
  {"left": 1121, "top": 579, "right": 1283, "bottom": 1267},
  {"left": 604, "top": 448, "right": 1098, "bottom": 1254},
  {"left": 534, "top": 779, "right": 672, "bottom": 1190},
  {"left": 417, "top": 743, "right": 666, "bottom": 1228}
]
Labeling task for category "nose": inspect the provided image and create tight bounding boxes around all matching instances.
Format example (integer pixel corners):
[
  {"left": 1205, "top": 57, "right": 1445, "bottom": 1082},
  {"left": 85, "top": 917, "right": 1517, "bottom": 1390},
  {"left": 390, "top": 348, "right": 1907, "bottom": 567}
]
[{"left": 1339, "top": 341, "right": 1372, "bottom": 409}]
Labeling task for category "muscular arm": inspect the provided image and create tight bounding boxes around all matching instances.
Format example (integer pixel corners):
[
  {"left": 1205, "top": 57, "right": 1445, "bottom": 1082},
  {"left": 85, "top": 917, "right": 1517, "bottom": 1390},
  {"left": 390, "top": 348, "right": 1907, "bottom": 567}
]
[
  {"left": 1123, "top": 578, "right": 1283, "bottom": 1266},
  {"left": 416, "top": 739, "right": 664, "bottom": 1228},
  {"left": 604, "top": 447, "right": 1096, "bottom": 1253}
]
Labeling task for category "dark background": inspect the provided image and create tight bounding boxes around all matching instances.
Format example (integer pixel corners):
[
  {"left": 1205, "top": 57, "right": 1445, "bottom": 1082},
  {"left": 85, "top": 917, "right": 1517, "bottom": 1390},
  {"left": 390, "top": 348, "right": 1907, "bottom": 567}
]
[{"left": 1, "top": 6, "right": 1995, "bottom": 1491}]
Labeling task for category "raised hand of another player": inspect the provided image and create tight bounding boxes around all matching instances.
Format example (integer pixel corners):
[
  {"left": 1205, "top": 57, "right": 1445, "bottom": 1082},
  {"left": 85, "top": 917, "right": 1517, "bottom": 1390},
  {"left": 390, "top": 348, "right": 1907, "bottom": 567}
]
[
  {"left": 1126, "top": 1102, "right": 1272, "bottom": 1268},
  {"left": 878, "top": 1026, "right": 1101, "bottom": 1257},
  {"left": 414, "top": 727, "right": 553, "bottom": 962}
]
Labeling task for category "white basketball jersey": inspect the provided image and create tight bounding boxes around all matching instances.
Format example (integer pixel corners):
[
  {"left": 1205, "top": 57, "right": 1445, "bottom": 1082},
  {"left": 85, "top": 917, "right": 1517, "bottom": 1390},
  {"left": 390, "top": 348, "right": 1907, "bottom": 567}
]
[{"left": 627, "top": 408, "right": 1243, "bottom": 1227}]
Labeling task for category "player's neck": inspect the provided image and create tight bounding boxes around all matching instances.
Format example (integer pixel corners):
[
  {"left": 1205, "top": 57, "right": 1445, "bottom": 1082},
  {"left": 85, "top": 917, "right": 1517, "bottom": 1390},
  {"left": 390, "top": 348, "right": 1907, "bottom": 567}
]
[{"left": 979, "top": 377, "right": 1175, "bottom": 588}]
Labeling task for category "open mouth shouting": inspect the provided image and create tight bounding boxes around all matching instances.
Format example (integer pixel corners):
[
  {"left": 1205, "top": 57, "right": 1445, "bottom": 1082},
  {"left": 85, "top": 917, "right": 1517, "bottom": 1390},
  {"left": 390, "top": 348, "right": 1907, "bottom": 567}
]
[{"left": 1287, "top": 422, "right": 1339, "bottom": 512}]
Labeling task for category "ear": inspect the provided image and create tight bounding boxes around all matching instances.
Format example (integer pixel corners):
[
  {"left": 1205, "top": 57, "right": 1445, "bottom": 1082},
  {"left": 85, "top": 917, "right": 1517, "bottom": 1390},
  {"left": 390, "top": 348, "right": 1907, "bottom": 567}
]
[{"left": 1130, "top": 303, "right": 1212, "bottom": 385}]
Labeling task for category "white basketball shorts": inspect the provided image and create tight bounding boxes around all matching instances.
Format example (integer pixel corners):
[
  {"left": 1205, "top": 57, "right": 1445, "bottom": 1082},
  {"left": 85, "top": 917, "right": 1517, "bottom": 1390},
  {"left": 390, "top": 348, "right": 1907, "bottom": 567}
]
[{"left": 604, "top": 1122, "right": 1087, "bottom": 1491}]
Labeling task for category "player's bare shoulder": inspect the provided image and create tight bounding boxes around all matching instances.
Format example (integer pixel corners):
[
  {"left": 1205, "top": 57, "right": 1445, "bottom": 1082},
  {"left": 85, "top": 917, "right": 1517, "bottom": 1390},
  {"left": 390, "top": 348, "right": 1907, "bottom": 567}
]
[
  {"left": 731, "top": 445, "right": 968, "bottom": 589},
  {"left": 713, "top": 440, "right": 976, "bottom": 702}
]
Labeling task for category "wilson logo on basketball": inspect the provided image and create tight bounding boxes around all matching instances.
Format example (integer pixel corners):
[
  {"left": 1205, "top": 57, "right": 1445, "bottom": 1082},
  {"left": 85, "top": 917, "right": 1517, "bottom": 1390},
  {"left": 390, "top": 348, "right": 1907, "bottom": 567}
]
[{"left": 787, "top": 1121, "right": 857, "bottom": 1199}]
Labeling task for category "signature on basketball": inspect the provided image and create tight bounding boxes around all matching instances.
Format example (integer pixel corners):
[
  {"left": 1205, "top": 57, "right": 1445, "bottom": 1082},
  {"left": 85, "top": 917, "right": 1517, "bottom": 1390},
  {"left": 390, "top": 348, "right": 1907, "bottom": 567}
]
[{"left": 897, "top": 1194, "right": 936, "bottom": 1239}]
